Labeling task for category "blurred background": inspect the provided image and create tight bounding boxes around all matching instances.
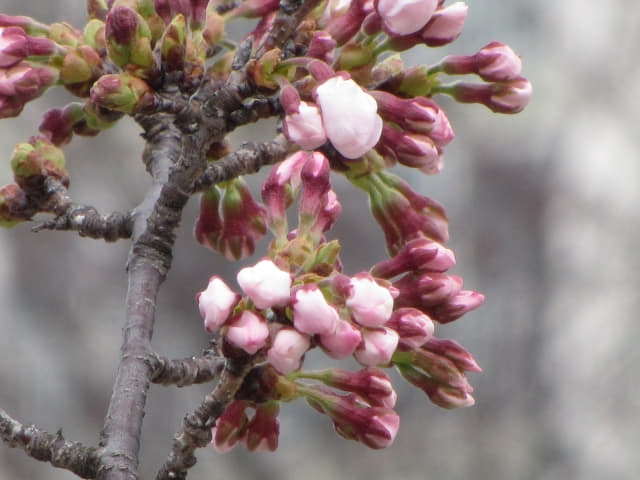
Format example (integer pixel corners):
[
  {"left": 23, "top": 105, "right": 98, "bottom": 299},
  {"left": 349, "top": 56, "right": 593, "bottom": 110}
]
[{"left": 1, "top": 1, "right": 638, "bottom": 479}]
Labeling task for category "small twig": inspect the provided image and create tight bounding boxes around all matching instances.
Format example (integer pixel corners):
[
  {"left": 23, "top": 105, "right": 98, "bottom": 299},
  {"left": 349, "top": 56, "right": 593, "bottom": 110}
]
[
  {"left": 193, "top": 134, "right": 295, "bottom": 192},
  {"left": 155, "top": 355, "right": 259, "bottom": 480},
  {"left": 32, "top": 206, "right": 133, "bottom": 242},
  {"left": 0, "top": 408, "right": 100, "bottom": 479},
  {"left": 149, "top": 350, "right": 225, "bottom": 387}
]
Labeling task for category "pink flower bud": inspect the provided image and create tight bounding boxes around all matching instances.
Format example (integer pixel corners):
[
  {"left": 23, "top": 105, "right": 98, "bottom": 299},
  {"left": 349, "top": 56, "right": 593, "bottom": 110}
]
[
  {"left": 304, "top": 388, "right": 400, "bottom": 449},
  {"left": 299, "top": 151, "right": 332, "bottom": 222},
  {"left": 267, "top": 327, "right": 311, "bottom": 374},
  {"left": 346, "top": 274, "right": 394, "bottom": 327},
  {"left": 283, "top": 101, "right": 327, "bottom": 150},
  {"left": 197, "top": 276, "right": 241, "bottom": 333},
  {"left": 411, "top": 348, "right": 472, "bottom": 391},
  {"left": 420, "top": 1, "right": 468, "bottom": 47},
  {"left": 224, "top": 310, "right": 270, "bottom": 355},
  {"left": 211, "top": 400, "right": 250, "bottom": 453},
  {"left": 325, "top": 0, "right": 370, "bottom": 46},
  {"left": 307, "top": 30, "right": 337, "bottom": 63},
  {"left": 318, "top": 319, "right": 362, "bottom": 359},
  {"left": 0, "top": 26, "right": 28, "bottom": 68},
  {"left": 261, "top": 151, "right": 308, "bottom": 234},
  {"left": 354, "top": 327, "right": 399, "bottom": 366},
  {"left": 386, "top": 307, "right": 434, "bottom": 350},
  {"left": 245, "top": 401, "right": 280, "bottom": 452},
  {"left": 292, "top": 285, "right": 340, "bottom": 335},
  {"left": 427, "top": 289, "right": 484, "bottom": 323},
  {"left": 280, "top": 84, "right": 327, "bottom": 150},
  {"left": 363, "top": 172, "right": 449, "bottom": 255},
  {"left": 394, "top": 272, "right": 463, "bottom": 309},
  {"left": 372, "top": 91, "right": 454, "bottom": 147},
  {"left": 397, "top": 364, "right": 474, "bottom": 409},
  {"left": 377, "top": 124, "right": 441, "bottom": 173},
  {"left": 376, "top": 0, "right": 438, "bottom": 36},
  {"left": 449, "top": 78, "right": 532, "bottom": 114},
  {"left": 372, "top": 237, "right": 456, "bottom": 278},
  {"left": 442, "top": 41, "right": 522, "bottom": 82},
  {"left": 309, "top": 367, "right": 397, "bottom": 408},
  {"left": 314, "top": 76, "right": 383, "bottom": 159},
  {"left": 237, "top": 259, "right": 292, "bottom": 309},
  {"left": 423, "top": 337, "right": 482, "bottom": 372}
]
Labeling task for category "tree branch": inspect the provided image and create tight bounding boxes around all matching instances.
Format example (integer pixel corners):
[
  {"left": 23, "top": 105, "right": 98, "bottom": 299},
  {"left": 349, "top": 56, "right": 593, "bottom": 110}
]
[
  {"left": 149, "top": 349, "right": 224, "bottom": 387},
  {"left": 32, "top": 206, "right": 133, "bottom": 241},
  {"left": 193, "top": 134, "right": 295, "bottom": 192},
  {"left": 155, "top": 355, "right": 259, "bottom": 480},
  {"left": 0, "top": 408, "right": 99, "bottom": 479}
]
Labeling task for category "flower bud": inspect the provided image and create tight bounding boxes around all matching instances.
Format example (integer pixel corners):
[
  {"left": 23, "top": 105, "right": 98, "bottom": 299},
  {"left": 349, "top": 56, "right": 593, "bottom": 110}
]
[
  {"left": 11, "top": 136, "right": 68, "bottom": 189},
  {"left": 371, "top": 237, "right": 456, "bottom": 278},
  {"left": 386, "top": 307, "right": 434, "bottom": 350},
  {"left": 87, "top": 0, "right": 109, "bottom": 21},
  {"left": 245, "top": 401, "right": 280, "bottom": 452},
  {"left": 224, "top": 310, "right": 270, "bottom": 355},
  {"left": 426, "top": 289, "right": 484, "bottom": 324},
  {"left": 304, "top": 367, "right": 397, "bottom": 408},
  {"left": 211, "top": 400, "right": 250, "bottom": 453},
  {"left": 281, "top": 85, "right": 327, "bottom": 151},
  {"left": 0, "top": 183, "right": 28, "bottom": 228},
  {"left": 60, "top": 45, "right": 103, "bottom": 95},
  {"left": 422, "top": 337, "right": 482, "bottom": 372},
  {"left": 411, "top": 348, "right": 472, "bottom": 391},
  {"left": 0, "top": 62, "right": 58, "bottom": 108},
  {"left": 237, "top": 259, "right": 292, "bottom": 309},
  {"left": 393, "top": 271, "right": 463, "bottom": 310},
  {"left": 397, "top": 363, "right": 474, "bottom": 409},
  {"left": 325, "top": 0, "right": 370, "bottom": 46},
  {"left": 160, "top": 13, "right": 187, "bottom": 72},
  {"left": 89, "top": 72, "right": 155, "bottom": 113},
  {"left": 266, "top": 327, "right": 311, "bottom": 374},
  {"left": 105, "top": 5, "right": 154, "bottom": 74},
  {"left": 346, "top": 273, "right": 394, "bottom": 327},
  {"left": 354, "top": 327, "right": 399, "bottom": 366},
  {"left": 0, "top": 26, "right": 57, "bottom": 68},
  {"left": 197, "top": 276, "right": 240, "bottom": 333},
  {"left": 38, "top": 102, "right": 86, "bottom": 146},
  {"left": 318, "top": 318, "right": 362, "bottom": 359},
  {"left": 313, "top": 75, "right": 383, "bottom": 159},
  {"left": 214, "top": 177, "right": 267, "bottom": 260},
  {"left": 304, "top": 387, "right": 400, "bottom": 449},
  {"left": 375, "top": 0, "right": 437, "bottom": 36},
  {"left": 377, "top": 124, "right": 441, "bottom": 173},
  {"left": 307, "top": 30, "right": 336, "bottom": 63},
  {"left": 357, "top": 171, "right": 449, "bottom": 255},
  {"left": 292, "top": 285, "right": 340, "bottom": 335},
  {"left": 419, "top": 1, "right": 467, "bottom": 47},
  {"left": 441, "top": 41, "right": 522, "bottom": 82}
]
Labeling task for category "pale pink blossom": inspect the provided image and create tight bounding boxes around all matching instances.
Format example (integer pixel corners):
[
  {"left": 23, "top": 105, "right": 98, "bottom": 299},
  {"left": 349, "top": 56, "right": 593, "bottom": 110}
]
[
  {"left": 420, "top": 2, "right": 468, "bottom": 46},
  {"left": 267, "top": 327, "right": 311, "bottom": 374},
  {"left": 314, "top": 76, "right": 383, "bottom": 159},
  {"left": 283, "top": 101, "right": 327, "bottom": 150},
  {"left": 292, "top": 285, "right": 340, "bottom": 335},
  {"left": 318, "top": 319, "right": 363, "bottom": 358},
  {"left": 197, "top": 276, "right": 241, "bottom": 333},
  {"left": 225, "top": 310, "right": 270, "bottom": 354},
  {"left": 346, "top": 274, "right": 394, "bottom": 327},
  {"left": 376, "top": 0, "right": 438, "bottom": 35},
  {"left": 489, "top": 78, "right": 532, "bottom": 114},
  {"left": 354, "top": 327, "right": 399, "bottom": 366},
  {"left": 475, "top": 41, "right": 522, "bottom": 82},
  {"left": 386, "top": 307, "right": 434, "bottom": 350},
  {"left": 237, "top": 259, "right": 292, "bottom": 309}
]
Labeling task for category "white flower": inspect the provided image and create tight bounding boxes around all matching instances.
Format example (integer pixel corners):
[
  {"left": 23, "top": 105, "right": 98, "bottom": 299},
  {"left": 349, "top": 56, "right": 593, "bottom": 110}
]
[
  {"left": 237, "top": 259, "right": 292, "bottom": 309},
  {"left": 197, "top": 276, "right": 240, "bottom": 333},
  {"left": 377, "top": 0, "right": 438, "bottom": 35}
]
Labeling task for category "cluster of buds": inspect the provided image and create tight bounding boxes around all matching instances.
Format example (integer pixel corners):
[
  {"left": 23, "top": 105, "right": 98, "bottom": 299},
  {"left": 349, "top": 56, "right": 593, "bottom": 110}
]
[
  {"left": 1, "top": 0, "right": 531, "bottom": 453},
  {"left": 197, "top": 148, "right": 483, "bottom": 450}
]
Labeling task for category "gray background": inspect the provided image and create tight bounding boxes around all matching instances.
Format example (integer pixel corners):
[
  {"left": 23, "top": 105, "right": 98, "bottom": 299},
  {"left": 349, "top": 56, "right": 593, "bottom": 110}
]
[{"left": 1, "top": 1, "right": 638, "bottom": 479}]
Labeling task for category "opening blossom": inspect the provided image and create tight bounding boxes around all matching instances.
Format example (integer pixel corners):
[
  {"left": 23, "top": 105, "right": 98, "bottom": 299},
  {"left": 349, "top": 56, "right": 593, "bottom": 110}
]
[
  {"left": 314, "top": 76, "right": 383, "bottom": 159},
  {"left": 376, "top": 0, "right": 438, "bottom": 36},
  {"left": 237, "top": 259, "right": 292, "bottom": 309}
]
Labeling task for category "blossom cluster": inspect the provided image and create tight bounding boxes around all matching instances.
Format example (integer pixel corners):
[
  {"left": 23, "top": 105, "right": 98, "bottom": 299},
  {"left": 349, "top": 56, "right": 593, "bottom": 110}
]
[{"left": 0, "top": 0, "right": 531, "bottom": 455}]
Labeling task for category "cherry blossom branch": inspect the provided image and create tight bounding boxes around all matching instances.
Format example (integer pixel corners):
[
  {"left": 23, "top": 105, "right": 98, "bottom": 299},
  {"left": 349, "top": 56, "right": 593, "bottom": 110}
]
[
  {"left": 97, "top": 106, "right": 225, "bottom": 480},
  {"left": 32, "top": 207, "right": 133, "bottom": 241},
  {"left": 155, "top": 355, "right": 259, "bottom": 480},
  {"left": 0, "top": 408, "right": 99, "bottom": 479}
]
